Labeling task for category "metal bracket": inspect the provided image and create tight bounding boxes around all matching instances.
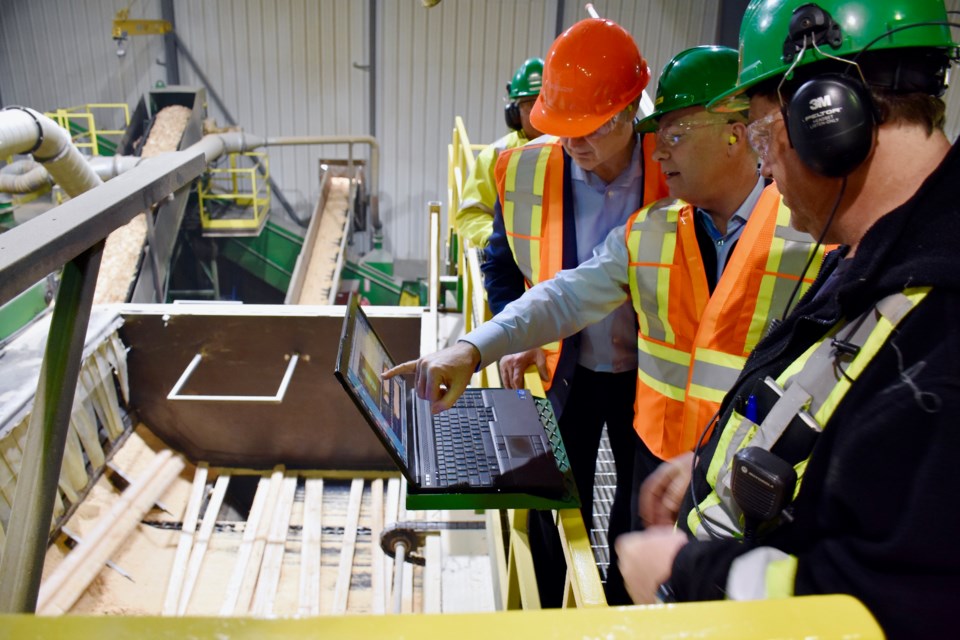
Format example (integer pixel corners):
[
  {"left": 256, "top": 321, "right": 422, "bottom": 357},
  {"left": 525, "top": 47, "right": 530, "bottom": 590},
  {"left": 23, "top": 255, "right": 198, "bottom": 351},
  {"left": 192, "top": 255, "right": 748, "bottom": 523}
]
[{"left": 167, "top": 353, "right": 300, "bottom": 403}]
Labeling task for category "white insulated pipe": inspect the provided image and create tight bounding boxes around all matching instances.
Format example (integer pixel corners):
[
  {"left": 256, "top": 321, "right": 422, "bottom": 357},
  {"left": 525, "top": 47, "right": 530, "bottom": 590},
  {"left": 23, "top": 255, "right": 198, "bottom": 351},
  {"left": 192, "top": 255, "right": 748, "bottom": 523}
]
[
  {"left": 0, "top": 107, "right": 102, "bottom": 197},
  {"left": 0, "top": 132, "right": 261, "bottom": 195},
  {"left": 0, "top": 159, "right": 52, "bottom": 193},
  {"left": 86, "top": 155, "right": 145, "bottom": 181},
  {"left": 186, "top": 132, "right": 266, "bottom": 165},
  {"left": 0, "top": 112, "right": 381, "bottom": 230}
]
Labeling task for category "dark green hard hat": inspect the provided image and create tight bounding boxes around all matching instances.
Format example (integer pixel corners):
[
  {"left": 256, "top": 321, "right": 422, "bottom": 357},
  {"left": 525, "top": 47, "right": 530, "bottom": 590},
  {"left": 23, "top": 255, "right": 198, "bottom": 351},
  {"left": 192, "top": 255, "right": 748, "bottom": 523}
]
[
  {"left": 709, "top": 0, "right": 957, "bottom": 112},
  {"left": 636, "top": 46, "right": 739, "bottom": 132},
  {"left": 507, "top": 57, "right": 544, "bottom": 99}
]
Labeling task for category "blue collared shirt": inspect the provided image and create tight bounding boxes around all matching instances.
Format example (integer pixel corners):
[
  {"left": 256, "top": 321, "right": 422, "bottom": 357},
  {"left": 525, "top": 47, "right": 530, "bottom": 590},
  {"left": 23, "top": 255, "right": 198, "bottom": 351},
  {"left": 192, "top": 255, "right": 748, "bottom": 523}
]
[
  {"left": 464, "top": 179, "right": 770, "bottom": 373},
  {"left": 696, "top": 177, "right": 765, "bottom": 282},
  {"left": 567, "top": 137, "right": 645, "bottom": 373}
]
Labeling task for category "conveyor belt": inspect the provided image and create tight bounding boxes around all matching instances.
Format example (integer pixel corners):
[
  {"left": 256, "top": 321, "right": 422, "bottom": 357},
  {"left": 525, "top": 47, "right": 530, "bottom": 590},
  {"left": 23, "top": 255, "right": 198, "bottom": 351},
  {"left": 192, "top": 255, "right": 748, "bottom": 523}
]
[
  {"left": 295, "top": 176, "right": 351, "bottom": 304},
  {"left": 92, "top": 105, "right": 193, "bottom": 304}
]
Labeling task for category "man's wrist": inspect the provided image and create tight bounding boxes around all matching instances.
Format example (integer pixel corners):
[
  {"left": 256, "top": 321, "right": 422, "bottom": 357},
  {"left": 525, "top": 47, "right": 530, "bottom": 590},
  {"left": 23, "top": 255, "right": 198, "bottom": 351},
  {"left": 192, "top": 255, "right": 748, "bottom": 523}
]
[{"left": 456, "top": 339, "right": 483, "bottom": 372}]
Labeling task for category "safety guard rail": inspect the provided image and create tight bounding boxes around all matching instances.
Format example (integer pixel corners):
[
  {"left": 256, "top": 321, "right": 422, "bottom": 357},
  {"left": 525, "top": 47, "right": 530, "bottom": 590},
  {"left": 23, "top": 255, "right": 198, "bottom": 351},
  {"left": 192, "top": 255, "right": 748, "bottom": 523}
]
[
  {"left": 198, "top": 151, "right": 271, "bottom": 235},
  {"left": 443, "top": 116, "right": 605, "bottom": 609},
  {"left": 44, "top": 104, "right": 130, "bottom": 157}
]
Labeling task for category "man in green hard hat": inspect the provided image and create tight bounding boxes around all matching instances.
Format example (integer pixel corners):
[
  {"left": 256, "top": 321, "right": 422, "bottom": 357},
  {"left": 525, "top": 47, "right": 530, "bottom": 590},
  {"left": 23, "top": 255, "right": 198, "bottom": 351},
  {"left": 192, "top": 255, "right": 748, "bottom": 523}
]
[
  {"left": 385, "top": 44, "right": 828, "bottom": 604},
  {"left": 454, "top": 57, "right": 544, "bottom": 248},
  {"left": 617, "top": 1, "right": 960, "bottom": 635}
]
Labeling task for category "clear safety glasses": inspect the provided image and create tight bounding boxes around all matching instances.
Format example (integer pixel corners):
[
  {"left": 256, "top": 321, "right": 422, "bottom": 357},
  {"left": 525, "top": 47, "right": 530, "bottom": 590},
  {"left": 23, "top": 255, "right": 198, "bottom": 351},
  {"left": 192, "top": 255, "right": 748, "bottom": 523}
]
[
  {"left": 655, "top": 120, "right": 728, "bottom": 149},
  {"left": 579, "top": 112, "right": 623, "bottom": 141},
  {"left": 745, "top": 111, "right": 784, "bottom": 159}
]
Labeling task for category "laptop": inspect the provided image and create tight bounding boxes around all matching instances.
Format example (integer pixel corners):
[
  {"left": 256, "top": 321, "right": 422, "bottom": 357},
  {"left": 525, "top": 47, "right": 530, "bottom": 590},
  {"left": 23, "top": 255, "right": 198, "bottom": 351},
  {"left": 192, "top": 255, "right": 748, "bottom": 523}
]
[{"left": 334, "top": 294, "right": 576, "bottom": 505}]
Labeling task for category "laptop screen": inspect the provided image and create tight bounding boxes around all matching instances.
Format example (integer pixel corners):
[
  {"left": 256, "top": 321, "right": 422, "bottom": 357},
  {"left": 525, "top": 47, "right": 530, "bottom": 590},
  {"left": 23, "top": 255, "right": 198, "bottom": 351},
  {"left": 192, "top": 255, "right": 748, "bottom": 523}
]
[{"left": 336, "top": 296, "right": 409, "bottom": 467}]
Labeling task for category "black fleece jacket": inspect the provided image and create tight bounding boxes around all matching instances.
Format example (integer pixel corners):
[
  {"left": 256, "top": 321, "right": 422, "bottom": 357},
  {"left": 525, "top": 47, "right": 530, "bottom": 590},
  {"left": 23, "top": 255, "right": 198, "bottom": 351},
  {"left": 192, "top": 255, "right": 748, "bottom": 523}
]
[{"left": 669, "top": 139, "right": 960, "bottom": 639}]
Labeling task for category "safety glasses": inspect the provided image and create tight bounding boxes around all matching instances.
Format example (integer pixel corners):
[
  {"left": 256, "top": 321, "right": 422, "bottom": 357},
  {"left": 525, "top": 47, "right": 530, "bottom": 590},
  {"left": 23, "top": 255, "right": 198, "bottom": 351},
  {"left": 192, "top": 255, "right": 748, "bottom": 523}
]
[
  {"left": 745, "top": 111, "right": 783, "bottom": 159},
  {"left": 655, "top": 120, "right": 727, "bottom": 149},
  {"left": 578, "top": 112, "right": 623, "bottom": 141}
]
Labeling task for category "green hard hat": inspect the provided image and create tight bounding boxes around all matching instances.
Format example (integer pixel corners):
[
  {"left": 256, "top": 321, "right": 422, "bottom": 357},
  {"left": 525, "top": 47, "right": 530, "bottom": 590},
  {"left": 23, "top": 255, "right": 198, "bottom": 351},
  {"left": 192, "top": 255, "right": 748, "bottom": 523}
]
[
  {"left": 709, "top": 0, "right": 957, "bottom": 112},
  {"left": 635, "top": 46, "right": 739, "bottom": 133},
  {"left": 507, "top": 57, "right": 544, "bottom": 99}
]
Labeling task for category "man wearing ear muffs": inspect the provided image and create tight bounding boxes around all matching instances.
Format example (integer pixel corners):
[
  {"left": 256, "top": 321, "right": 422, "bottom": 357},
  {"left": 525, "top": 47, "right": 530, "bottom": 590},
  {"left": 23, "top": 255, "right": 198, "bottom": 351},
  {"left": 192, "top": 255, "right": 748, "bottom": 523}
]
[
  {"left": 455, "top": 57, "right": 545, "bottom": 249},
  {"left": 614, "top": 0, "right": 960, "bottom": 636}
]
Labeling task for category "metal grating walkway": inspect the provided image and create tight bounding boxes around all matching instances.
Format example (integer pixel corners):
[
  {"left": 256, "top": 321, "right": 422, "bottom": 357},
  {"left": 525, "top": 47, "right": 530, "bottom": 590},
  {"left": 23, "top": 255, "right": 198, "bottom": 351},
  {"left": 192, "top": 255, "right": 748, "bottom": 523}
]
[{"left": 589, "top": 426, "right": 616, "bottom": 582}]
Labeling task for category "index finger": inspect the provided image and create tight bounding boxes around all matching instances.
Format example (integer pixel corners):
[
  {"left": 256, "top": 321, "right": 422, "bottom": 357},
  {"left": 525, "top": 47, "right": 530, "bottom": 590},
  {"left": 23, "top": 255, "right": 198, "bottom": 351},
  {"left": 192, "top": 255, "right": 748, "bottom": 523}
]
[{"left": 382, "top": 359, "right": 417, "bottom": 380}]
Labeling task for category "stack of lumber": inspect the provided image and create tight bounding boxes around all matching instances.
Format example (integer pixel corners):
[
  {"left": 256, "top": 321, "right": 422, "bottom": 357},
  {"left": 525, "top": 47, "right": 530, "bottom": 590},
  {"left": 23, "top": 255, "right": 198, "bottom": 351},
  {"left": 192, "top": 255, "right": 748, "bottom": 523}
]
[{"left": 39, "top": 426, "right": 426, "bottom": 616}]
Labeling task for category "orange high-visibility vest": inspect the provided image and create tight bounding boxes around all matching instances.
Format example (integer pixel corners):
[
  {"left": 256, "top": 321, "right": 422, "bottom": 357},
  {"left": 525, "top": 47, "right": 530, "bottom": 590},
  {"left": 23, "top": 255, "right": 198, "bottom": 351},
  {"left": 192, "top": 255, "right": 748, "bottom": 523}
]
[
  {"left": 625, "top": 184, "right": 831, "bottom": 459},
  {"left": 495, "top": 134, "right": 667, "bottom": 390}
]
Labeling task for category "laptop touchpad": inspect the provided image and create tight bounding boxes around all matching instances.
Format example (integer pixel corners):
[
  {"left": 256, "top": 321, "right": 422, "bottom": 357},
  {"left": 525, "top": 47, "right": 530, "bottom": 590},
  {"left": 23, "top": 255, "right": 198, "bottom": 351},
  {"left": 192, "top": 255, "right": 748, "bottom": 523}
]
[{"left": 505, "top": 436, "right": 535, "bottom": 458}]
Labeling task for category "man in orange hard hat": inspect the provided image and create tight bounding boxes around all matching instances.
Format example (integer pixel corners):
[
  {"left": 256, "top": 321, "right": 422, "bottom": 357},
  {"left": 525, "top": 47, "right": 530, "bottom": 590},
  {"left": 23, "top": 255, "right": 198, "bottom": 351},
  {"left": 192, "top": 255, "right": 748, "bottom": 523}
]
[{"left": 480, "top": 17, "right": 668, "bottom": 605}]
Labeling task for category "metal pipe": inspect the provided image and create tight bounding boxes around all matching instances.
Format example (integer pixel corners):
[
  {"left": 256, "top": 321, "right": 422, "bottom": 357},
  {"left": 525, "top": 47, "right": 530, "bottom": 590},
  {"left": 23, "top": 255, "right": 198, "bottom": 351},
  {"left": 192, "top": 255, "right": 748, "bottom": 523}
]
[
  {"left": 0, "top": 155, "right": 145, "bottom": 194},
  {"left": 392, "top": 541, "right": 407, "bottom": 614},
  {"left": 0, "top": 148, "right": 204, "bottom": 611},
  {"left": 0, "top": 242, "right": 104, "bottom": 613},
  {"left": 263, "top": 135, "right": 381, "bottom": 231},
  {"left": 0, "top": 163, "right": 51, "bottom": 193},
  {"left": 0, "top": 107, "right": 103, "bottom": 197}
]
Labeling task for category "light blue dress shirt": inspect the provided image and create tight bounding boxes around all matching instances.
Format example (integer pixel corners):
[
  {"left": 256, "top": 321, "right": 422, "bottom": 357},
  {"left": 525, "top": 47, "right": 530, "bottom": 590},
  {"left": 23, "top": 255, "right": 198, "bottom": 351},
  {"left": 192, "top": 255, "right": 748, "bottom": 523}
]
[
  {"left": 696, "top": 177, "right": 764, "bottom": 283},
  {"left": 567, "top": 136, "right": 644, "bottom": 373},
  {"left": 464, "top": 178, "right": 768, "bottom": 371}
]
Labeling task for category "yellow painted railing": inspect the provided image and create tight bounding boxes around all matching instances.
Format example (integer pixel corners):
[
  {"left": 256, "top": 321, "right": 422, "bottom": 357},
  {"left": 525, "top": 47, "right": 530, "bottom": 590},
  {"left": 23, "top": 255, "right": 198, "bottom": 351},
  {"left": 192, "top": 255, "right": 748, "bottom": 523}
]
[
  {"left": 44, "top": 103, "right": 130, "bottom": 157},
  {"left": 0, "top": 595, "right": 884, "bottom": 638},
  {"left": 198, "top": 152, "right": 271, "bottom": 234},
  {"left": 446, "top": 115, "right": 604, "bottom": 609}
]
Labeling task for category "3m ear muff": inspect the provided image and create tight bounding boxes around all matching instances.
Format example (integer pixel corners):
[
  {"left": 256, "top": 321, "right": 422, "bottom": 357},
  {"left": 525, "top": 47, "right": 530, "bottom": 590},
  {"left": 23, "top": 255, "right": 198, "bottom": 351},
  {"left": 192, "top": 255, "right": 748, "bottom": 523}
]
[
  {"left": 783, "top": 72, "right": 876, "bottom": 178},
  {"left": 504, "top": 101, "right": 522, "bottom": 131}
]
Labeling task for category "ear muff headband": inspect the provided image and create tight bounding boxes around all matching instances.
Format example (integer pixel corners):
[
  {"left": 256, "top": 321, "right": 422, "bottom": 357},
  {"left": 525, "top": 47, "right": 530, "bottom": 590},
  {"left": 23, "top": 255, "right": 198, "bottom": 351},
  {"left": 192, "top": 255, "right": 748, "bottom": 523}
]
[
  {"left": 778, "top": 5, "right": 877, "bottom": 178},
  {"left": 505, "top": 102, "right": 522, "bottom": 131}
]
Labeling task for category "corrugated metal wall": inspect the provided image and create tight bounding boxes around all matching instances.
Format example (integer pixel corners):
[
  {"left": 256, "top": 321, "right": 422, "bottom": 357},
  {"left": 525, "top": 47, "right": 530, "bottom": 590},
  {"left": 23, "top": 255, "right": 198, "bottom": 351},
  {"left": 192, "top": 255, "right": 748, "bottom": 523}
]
[
  {"left": 0, "top": 0, "right": 720, "bottom": 266},
  {"left": 378, "top": 0, "right": 720, "bottom": 262},
  {"left": 0, "top": 0, "right": 161, "bottom": 127},
  {"left": 3, "top": 1, "right": 959, "bottom": 265}
]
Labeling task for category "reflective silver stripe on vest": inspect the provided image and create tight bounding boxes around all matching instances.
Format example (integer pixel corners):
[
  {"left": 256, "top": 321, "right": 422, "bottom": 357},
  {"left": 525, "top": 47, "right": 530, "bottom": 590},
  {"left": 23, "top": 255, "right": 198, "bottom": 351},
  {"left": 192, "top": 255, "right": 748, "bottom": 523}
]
[
  {"left": 637, "top": 342, "right": 690, "bottom": 392},
  {"left": 630, "top": 203, "right": 682, "bottom": 343},
  {"left": 688, "top": 357, "right": 743, "bottom": 398},
  {"left": 695, "top": 290, "right": 926, "bottom": 540},
  {"left": 503, "top": 148, "right": 544, "bottom": 283}
]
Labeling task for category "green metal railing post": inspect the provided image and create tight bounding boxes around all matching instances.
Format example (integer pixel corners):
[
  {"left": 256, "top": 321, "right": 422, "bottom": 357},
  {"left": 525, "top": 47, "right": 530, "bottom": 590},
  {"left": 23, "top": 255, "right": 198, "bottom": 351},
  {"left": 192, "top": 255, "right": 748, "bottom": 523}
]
[{"left": 0, "top": 242, "right": 104, "bottom": 613}]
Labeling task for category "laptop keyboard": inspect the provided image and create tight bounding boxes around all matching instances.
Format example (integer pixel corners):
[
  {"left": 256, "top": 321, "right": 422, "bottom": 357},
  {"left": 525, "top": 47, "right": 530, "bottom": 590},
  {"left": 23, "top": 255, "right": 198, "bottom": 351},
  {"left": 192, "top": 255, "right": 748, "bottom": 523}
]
[{"left": 434, "top": 394, "right": 500, "bottom": 487}]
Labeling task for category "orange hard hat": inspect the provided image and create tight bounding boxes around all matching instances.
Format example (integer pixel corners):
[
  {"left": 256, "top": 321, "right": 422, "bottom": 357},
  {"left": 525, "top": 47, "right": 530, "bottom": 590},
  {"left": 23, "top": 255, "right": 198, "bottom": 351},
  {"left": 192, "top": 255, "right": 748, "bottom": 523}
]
[{"left": 530, "top": 18, "right": 650, "bottom": 138}]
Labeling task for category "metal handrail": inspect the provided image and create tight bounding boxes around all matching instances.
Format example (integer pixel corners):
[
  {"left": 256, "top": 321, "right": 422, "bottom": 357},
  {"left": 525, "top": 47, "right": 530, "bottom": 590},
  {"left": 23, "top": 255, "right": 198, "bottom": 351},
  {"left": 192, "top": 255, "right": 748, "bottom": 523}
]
[
  {"left": 441, "top": 115, "right": 606, "bottom": 608},
  {"left": 0, "top": 149, "right": 205, "bottom": 613}
]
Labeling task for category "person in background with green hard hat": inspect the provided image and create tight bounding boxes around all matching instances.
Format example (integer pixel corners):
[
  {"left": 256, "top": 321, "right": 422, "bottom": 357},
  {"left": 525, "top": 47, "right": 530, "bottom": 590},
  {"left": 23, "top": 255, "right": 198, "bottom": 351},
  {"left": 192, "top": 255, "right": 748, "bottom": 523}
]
[
  {"left": 454, "top": 57, "right": 544, "bottom": 249},
  {"left": 617, "top": 1, "right": 960, "bottom": 635},
  {"left": 385, "top": 44, "right": 828, "bottom": 603}
]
